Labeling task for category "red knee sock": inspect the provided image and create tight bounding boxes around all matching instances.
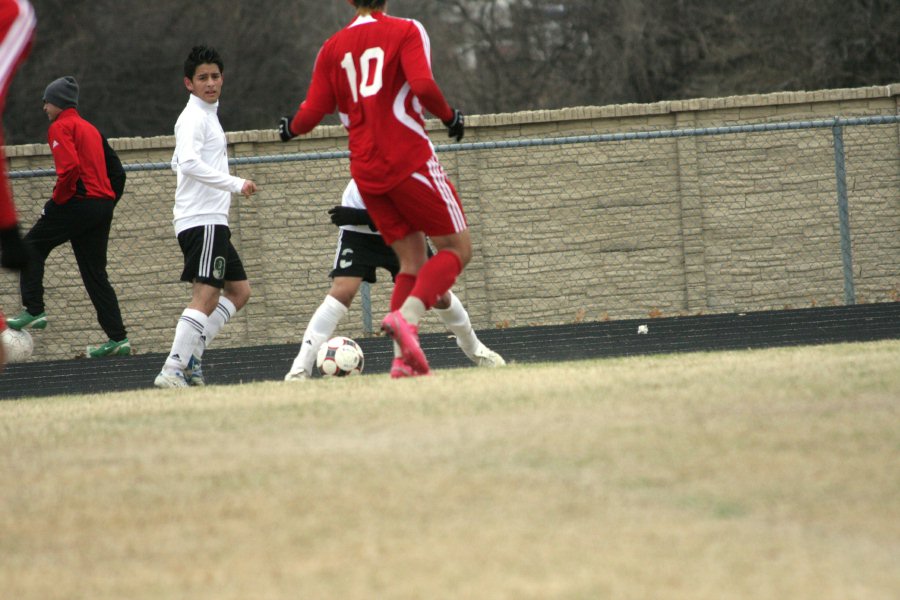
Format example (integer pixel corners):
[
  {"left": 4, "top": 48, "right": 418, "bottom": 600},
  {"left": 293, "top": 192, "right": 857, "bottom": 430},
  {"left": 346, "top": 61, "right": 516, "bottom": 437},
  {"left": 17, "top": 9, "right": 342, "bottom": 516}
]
[
  {"left": 391, "top": 273, "right": 417, "bottom": 312},
  {"left": 409, "top": 250, "right": 462, "bottom": 310}
]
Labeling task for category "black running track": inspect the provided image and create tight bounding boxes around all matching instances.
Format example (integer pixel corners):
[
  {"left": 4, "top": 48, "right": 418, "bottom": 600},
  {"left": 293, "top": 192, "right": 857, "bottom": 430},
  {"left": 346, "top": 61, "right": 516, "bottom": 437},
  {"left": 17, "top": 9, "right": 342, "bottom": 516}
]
[{"left": 2, "top": 303, "right": 898, "bottom": 401}]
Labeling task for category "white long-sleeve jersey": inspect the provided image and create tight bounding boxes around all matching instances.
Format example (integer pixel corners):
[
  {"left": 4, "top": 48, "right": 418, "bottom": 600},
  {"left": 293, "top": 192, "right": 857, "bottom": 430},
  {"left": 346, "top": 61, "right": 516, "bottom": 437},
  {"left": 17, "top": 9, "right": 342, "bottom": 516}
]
[
  {"left": 339, "top": 179, "right": 380, "bottom": 236},
  {"left": 170, "top": 94, "right": 245, "bottom": 235}
]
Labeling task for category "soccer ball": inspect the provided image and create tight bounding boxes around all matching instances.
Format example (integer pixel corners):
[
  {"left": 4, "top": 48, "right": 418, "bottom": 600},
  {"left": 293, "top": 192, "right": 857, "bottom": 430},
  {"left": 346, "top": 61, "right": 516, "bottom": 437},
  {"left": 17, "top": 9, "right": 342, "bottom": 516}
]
[
  {"left": 316, "top": 336, "right": 364, "bottom": 377},
  {"left": 1, "top": 328, "right": 34, "bottom": 363}
]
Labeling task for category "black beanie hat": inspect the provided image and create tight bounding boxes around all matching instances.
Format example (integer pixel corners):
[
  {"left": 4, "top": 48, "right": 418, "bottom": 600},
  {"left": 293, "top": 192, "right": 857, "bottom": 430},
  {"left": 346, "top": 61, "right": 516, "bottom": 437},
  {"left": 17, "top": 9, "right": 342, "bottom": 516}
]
[{"left": 43, "top": 76, "right": 79, "bottom": 109}]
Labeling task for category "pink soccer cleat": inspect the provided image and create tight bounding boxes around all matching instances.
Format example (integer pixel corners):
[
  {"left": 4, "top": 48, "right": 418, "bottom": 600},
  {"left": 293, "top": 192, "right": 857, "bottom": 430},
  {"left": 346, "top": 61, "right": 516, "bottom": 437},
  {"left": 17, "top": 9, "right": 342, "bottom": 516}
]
[
  {"left": 381, "top": 310, "right": 430, "bottom": 375},
  {"left": 389, "top": 357, "right": 431, "bottom": 378},
  {"left": 390, "top": 357, "right": 416, "bottom": 378}
]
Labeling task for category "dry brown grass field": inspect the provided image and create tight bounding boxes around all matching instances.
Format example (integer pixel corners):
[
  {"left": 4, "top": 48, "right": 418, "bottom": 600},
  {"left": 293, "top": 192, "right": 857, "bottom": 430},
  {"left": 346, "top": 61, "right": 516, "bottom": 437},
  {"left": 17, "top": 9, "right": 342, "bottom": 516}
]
[{"left": 1, "top": 340, "right": 899, "bottom": 600}]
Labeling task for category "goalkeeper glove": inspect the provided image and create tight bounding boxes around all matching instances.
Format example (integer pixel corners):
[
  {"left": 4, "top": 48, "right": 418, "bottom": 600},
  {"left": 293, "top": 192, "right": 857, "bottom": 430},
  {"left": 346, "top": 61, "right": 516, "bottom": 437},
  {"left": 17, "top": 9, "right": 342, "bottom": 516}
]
[
  {"left": 278, "top": 116, "right": 296, "bottom": 142},
  {"left": 443, "top": 109, "right": 464, "bottom": 142},
  {"left": 328, "top": 206, "right": 376, "bottom": 229},
  {"left": 0, "top": 224, "right": 29, "bottom": 271}
]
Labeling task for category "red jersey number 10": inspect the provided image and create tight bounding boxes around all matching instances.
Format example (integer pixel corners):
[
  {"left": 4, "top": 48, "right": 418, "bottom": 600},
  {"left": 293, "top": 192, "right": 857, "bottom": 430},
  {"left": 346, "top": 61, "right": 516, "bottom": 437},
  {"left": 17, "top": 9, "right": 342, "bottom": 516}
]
[{"left": 341, "top": 48, "right": 385, "bottom": 103}]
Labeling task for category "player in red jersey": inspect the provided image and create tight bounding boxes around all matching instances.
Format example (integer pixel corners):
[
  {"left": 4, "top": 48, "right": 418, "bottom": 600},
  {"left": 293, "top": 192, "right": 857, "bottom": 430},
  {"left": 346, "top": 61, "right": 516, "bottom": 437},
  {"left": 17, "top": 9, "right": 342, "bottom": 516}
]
[
  {"left": 0, "top": 0, "right": 35, "bottom": 371},
  {"left": 279, "top": 0, "right": 469, "bottom": 377}
]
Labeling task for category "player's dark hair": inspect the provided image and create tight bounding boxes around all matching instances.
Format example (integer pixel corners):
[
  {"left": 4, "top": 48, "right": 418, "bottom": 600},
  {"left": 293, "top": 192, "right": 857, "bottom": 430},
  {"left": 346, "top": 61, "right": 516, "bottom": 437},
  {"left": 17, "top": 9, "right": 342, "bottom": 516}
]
[
  {"left": 184, "top": 45, "right": 224, "bottom": 79},
  {"left": 353, "top": 0, "right": 386, "bottom": 8}
]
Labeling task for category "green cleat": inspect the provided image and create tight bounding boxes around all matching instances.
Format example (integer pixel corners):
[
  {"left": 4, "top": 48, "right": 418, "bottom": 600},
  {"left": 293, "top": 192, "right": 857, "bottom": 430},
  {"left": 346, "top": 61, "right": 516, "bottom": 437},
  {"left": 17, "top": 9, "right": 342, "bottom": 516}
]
[
  {"left": 6, "top": 310, "right": 47, "bottom": 331},
  {"left": 87, "top": 338, "right": 131, "bottom": 358}
]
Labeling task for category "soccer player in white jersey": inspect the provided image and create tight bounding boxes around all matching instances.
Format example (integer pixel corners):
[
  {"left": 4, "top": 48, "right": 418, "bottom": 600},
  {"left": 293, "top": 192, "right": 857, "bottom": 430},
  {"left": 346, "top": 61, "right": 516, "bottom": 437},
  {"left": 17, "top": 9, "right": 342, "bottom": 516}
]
[
  {"left": 155, "top": 46, "right": 258, "bottom": 388},
  {"left": 284, "top": 179, "right": 504, "bottom": 380},
  {"left": 279, "top": 0, "right": 470, "bottom": 377}
]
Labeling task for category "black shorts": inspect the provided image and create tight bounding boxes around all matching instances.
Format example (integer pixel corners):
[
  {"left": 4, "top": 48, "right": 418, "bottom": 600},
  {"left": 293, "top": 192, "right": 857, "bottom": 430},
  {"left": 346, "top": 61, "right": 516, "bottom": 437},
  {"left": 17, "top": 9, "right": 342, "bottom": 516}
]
[
  {"left": 177, "top": 224, "right": 247, "bottom": 288},
  {"left": 329, "top": 229, "right": 399, "bottom": 283}
]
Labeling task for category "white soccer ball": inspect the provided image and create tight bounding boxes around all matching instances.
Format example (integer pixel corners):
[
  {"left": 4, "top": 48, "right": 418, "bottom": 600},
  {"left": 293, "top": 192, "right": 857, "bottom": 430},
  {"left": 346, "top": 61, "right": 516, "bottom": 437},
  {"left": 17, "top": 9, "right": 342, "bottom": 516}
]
[
  {"left": 316, "top": 336, "right": 364, "bottom": 377},
  {"left": 1, "top": 328, "right": 34, "bottom": 363}
]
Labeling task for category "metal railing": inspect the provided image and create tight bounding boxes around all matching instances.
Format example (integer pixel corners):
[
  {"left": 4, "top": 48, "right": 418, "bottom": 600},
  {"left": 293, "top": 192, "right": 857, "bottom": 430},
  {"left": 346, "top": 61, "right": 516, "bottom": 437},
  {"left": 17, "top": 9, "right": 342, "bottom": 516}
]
[{"left": 5, "top": 114, "right": 899, "bottom": 360}]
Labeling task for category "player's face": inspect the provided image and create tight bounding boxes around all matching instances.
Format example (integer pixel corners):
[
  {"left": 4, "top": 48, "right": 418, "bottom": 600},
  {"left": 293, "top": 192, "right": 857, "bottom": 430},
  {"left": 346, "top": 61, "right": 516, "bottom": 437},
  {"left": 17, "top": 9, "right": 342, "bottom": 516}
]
[
  {"left": 43, "top": 101, "right": 63, "bottom": 121},
  {"left": 185, "top": 63, "right": 223, "bottom": 104}
]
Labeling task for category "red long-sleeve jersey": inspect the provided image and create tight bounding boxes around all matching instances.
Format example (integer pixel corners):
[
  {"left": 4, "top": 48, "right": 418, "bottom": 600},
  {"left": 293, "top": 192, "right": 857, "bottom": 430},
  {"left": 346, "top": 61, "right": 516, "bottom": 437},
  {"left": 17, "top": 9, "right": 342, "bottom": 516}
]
[
  {"left": 289, "top": 11, "right": 454, "bottom": 195},
  {"left": 0, "top": 0, "right": 36, "bottom": 228},
  {"left": 47, "top": 108, "right": 115, "bottom": 205}
]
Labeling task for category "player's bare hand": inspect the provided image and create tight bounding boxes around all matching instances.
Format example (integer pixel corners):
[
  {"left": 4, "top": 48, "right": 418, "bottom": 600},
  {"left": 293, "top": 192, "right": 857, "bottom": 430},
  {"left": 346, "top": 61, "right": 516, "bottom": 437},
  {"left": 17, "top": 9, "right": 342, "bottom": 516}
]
[{"left": 241, "top": 180, "right": 258, "bottom": 196}]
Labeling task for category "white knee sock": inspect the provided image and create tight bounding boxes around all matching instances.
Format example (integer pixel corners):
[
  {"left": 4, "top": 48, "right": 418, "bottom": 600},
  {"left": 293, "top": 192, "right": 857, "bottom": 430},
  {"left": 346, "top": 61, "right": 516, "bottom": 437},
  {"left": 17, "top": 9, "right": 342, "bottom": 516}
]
[
  {"left": 195, "top": 297, "right": 236, "bottom": 360},
  {"left": 289, "top": 294, "right": 348, "bottom": 375},
  {"left": 433, "top": 291, "right": 480, "bottom": 357},
  {"left": 164, "top": 309, "right": 208, "bottom": 373}
]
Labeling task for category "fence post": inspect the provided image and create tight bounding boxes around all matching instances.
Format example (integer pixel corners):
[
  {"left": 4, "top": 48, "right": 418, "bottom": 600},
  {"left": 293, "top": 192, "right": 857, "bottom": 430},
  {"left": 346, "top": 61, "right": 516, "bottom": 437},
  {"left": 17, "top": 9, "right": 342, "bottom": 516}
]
[
  {"left": 360, "top": 281, "right": 373, "bottom": 334},
  {"left": 832, "top": 120, "right": 856, "bottom": 305}
]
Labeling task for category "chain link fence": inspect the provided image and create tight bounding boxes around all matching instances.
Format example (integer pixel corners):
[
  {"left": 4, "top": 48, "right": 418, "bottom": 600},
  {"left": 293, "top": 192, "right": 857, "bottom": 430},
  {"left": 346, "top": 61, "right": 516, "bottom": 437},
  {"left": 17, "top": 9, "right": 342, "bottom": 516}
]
[{"left": 4, "top": 114, "right": 899, "bottom": 362}]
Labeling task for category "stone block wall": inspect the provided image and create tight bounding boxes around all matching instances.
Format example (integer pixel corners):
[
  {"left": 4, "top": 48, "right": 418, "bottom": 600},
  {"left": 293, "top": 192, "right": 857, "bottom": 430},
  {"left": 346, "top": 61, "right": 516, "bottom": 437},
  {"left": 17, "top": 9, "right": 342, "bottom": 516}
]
[{"left": 3, "top": 84, "right": 898, "bottom": 361}]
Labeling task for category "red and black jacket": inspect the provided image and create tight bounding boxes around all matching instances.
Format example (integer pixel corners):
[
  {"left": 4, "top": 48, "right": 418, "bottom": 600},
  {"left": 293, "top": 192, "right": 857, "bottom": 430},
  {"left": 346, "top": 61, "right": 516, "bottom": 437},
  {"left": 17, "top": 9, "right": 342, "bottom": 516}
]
[{"left": 47, "top": 108, "right": 116, "bottom": 204}]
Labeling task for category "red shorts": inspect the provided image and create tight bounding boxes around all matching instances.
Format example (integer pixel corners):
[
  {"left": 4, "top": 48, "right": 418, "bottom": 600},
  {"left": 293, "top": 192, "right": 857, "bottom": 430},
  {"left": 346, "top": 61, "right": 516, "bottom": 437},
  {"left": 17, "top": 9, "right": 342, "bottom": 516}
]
[{"left": 358, "top": 156, "right": 467, "bottom": 246}]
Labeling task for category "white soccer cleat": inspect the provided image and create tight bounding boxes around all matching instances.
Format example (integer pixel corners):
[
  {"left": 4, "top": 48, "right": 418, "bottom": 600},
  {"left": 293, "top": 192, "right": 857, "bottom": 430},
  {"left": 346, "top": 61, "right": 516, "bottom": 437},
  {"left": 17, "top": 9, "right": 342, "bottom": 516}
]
[
  {"left": 154, "top": 370, "right": 189, "bottom": 389},
  {"left": 284, "top": 369, "right": 310, "bottom": 382},
  {"left": 468, "top": 343, "right": 506, "bottom": 368},
  {"left": 185, "top": 356, "right": 205, "bottom": 386}
]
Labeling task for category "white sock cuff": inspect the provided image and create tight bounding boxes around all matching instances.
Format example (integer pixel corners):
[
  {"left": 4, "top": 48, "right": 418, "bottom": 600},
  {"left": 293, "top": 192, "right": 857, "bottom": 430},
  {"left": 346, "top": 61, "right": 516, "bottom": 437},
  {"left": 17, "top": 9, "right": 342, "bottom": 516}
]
[
  {"left": 216, "top": 297, "right": 237, "bottom": 321},
  {"left": 434, "top": 292, "right": 468, "bottom": 326},
  {"left": 323, "top": 294, "right": 350, "bottom": 316},
  {"left": 180, "top": 308, "right": 209, "bottom": 333},
  {"left": 303, "top": 294, "right": 349, "bottom": 343}
]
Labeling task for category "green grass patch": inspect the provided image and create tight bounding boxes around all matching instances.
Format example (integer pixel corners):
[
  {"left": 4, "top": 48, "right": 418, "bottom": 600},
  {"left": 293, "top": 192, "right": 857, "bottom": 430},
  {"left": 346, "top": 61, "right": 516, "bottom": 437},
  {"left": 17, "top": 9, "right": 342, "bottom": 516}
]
[{"left": 2, "top": 341, "right": 899, "bottom": 599}]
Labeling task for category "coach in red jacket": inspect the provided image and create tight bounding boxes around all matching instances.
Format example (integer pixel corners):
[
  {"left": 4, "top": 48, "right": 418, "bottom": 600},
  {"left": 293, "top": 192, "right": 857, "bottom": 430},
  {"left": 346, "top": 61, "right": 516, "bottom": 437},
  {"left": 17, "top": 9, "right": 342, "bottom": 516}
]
[{"left": 6, "top": 76, "right": 130, "bottom": 358}]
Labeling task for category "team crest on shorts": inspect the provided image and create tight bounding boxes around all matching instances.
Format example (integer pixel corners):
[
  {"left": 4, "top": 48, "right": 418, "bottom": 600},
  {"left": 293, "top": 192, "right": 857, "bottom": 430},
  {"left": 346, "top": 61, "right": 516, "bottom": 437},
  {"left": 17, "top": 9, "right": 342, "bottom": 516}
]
[
  {"left": 339, "top": 248, "right": 354, "bottom": 269},
  {"left": 213, "top": 256, "right": 226, "bottom": 280}
]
